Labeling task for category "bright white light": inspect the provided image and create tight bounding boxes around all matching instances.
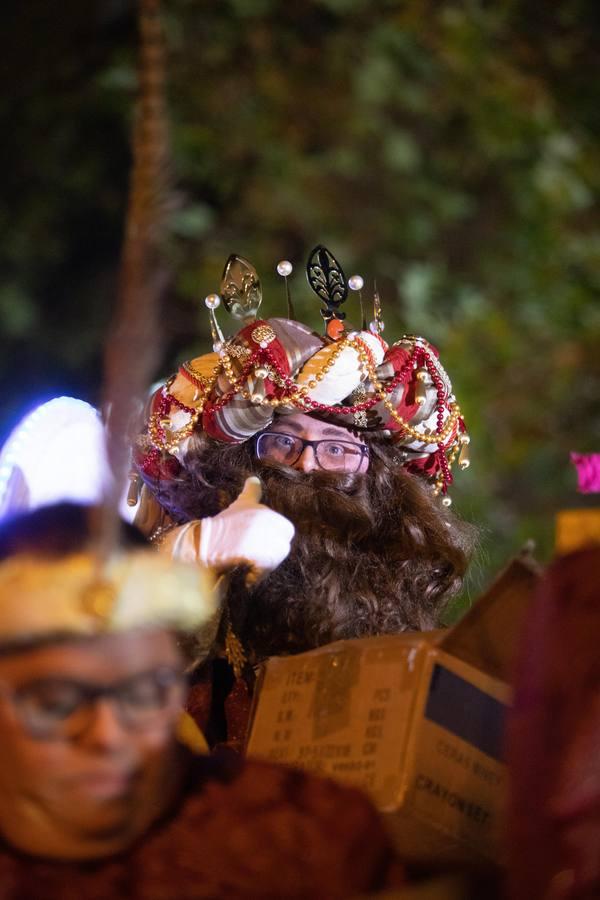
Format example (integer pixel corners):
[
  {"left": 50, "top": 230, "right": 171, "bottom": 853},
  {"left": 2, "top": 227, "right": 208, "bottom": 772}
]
[{"left": 0, "top": 397, "right": 136, "bottom": 521}]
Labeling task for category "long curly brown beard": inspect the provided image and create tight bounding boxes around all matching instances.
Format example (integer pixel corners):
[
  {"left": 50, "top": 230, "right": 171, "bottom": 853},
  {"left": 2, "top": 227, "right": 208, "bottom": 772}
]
[{"left": 141, "top": 432, "right": 476, "bottom": 659}]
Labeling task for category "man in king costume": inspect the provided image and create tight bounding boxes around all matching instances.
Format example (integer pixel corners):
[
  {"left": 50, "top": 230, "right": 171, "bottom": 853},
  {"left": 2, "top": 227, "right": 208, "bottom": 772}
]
[{"left": 133, "top": 246, "right": 475, "bottom": 745}]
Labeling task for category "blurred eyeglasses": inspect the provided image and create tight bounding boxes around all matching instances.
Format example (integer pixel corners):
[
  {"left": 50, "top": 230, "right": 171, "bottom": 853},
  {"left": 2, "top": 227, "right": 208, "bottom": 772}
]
[
  {"left": 255, "top": 431, "right": 369, "bottom": 473},
  {"left": 0, "top": 666, "right": 186, "bottom": 739}
]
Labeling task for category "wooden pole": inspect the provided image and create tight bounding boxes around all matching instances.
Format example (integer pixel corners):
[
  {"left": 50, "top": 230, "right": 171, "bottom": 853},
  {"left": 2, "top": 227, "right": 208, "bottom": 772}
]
[{"left": 98, "top": 0, "right": 170, "bottom": 558}]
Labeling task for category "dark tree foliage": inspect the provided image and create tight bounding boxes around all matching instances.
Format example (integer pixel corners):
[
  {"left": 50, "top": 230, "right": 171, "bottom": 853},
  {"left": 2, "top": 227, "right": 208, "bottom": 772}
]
[{"left": 1, "top": 0, "right": 599, "bottom": 602}]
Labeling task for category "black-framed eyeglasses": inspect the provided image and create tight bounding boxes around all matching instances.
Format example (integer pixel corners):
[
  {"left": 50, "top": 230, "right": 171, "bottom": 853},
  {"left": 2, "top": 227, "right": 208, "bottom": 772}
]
[
  {"left": 255, "top": 431, "right": 369, "bottom": 473},
  {"left": 0, "top": 666, "right": 186, "bottom": 740}
]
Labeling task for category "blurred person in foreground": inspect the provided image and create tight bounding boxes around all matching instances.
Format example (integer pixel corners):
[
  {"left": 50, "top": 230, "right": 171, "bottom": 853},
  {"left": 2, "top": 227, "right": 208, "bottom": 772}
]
[
  {"left": 506, "top": 545, "right": 600, "bottom": 900},
  {"left": 132, "top": 247, "right": 476, "bottom": 743},
  {"left": 0, "top": 503, "right": 403, "bottom": 898}
]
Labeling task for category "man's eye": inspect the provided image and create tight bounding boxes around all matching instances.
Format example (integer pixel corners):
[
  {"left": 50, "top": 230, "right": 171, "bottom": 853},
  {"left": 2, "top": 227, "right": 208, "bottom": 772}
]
[
  {"left": 274, "top": 435, "right": 295, "bottom": 448},
  {"left": 119, "top": 676, "right": 166, "bottom": 710},
  {"left": 18, "top": 682, "right": 82, "bottom": 718},
  {"left": 325, "top": 443, "right": 346, "bottom": 456}
]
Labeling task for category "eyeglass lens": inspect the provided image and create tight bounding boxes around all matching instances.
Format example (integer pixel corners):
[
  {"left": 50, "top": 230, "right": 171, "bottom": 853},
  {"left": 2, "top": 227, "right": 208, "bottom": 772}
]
[
  {"left": 256, "top": 433, "right": 366, "bottom": 473},
  {"left": 12, "top": 667, "right": 185, "bottom": 738}
]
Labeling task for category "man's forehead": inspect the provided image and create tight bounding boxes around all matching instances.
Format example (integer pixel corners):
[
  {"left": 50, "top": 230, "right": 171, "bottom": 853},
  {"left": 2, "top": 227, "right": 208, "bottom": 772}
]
[
  {"left": 272, "top": 413, "right": 361, "bottom": 441},
  {"left": 0, "top": 629, "right": 176, "bottom": 674},
  {"left": 0, "top": 632, "right": 99, "bottom": 659}
]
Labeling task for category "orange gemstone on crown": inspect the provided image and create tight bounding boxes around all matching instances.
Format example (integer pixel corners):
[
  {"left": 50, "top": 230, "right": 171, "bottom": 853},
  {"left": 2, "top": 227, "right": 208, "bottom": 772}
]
[{"left": 326, "top": 319, "right": 345, "bottom": 340}]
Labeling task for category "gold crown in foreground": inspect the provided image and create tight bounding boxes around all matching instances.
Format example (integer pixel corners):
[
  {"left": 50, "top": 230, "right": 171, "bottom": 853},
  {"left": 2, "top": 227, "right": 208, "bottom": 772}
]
[{"left": 0, "top": 550, "right": 216, "bottom": 644}]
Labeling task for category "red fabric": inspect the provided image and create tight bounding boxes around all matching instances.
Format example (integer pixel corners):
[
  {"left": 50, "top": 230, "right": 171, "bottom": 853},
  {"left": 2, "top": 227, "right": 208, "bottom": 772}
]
[
  {"left": 506, "top": 548, "right": 600, "bottom": 900},
  {"left": 139, "top": 451, "right": 181, "bottom": 482},
  {"left": 378, "top": 345, "right": 420, "bottom": 433},
  {"left": 186, "top": 662, "right": 253, "bottom": 752},
  {"left": 186, "top": 677, "right": 214, "bottom": 736},
  {"left": 223, "top": 676, "right": 254, "bottom": 752},
  {"left": 0, "top": 752, "right": 403, "bottom": 899},
  {"left": 238, "top": 320, "right": 291, "bottom": 377},
  {"left": 382, "top": 344, "right": 411, "bottom": 372},
  {"left": 404, "top": 452, "right": 442, "bottom": 479}
]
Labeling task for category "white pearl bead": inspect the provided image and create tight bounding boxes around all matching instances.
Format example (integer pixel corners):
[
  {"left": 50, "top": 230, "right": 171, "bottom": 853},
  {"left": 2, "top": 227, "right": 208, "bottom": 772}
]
[
  {"left": 205, "top": 293, "right": 221, "bottom": 310},
  {"left": 348, "top": 275, "right": 364, "bottom": 291},
  {"left": 276, "top": 260, "right": 293, "bottom": 277},
  {"left": 442, "top": 496, "right": 452, "bottom": 507}
]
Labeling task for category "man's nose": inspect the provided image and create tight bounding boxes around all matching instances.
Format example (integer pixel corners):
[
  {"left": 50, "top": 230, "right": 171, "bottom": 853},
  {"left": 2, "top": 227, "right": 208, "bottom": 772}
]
[
  {"left": 293, "top": 444, "right": 318, "bottom": 472},
  {"left": 78, "top": 699, "right": 130, "bottom": 750}
]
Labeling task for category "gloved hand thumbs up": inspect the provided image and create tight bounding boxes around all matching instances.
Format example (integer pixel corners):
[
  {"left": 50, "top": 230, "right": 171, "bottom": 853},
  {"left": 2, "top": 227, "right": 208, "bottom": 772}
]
[
  {"left": 162, "top": 475, "right": 295, "bottom": 583},
  {"left": 230, "top": 475, "right": 262, "bottom": 508}
]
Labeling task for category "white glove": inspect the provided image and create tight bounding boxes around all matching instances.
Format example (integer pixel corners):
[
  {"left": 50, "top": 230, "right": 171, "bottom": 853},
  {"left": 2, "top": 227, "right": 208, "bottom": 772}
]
[{"left": 160, "top": 476, "right": 295, "bottom": 585}]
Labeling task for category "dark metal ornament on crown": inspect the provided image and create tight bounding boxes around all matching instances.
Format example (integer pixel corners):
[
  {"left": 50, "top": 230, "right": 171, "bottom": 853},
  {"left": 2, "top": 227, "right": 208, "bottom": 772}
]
[{"left": 306, "top": 245, "right": 348, "bottom": 340}]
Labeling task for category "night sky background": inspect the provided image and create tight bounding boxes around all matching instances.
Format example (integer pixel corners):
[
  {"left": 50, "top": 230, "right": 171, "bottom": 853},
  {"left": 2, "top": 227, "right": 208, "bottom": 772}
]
[{"left": 2, "top": 0, "right": 599, "bottom": 605}]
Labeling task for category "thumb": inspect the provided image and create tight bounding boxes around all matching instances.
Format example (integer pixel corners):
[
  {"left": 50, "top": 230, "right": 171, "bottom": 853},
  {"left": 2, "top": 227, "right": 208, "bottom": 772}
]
[{"left": 234, "top": 475, "right": 263, "bottom": 507}]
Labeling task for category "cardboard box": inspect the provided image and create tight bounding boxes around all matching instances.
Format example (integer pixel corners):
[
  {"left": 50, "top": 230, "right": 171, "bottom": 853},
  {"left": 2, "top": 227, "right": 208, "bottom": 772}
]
[{"left": 246, "top": 556, "right": 540, "bottom": 867}]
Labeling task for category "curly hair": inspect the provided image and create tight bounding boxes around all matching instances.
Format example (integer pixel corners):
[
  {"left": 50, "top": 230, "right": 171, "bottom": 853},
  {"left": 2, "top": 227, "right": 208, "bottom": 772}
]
[{"left": 140, "top": 430, "right": 476, "bottom": 658}]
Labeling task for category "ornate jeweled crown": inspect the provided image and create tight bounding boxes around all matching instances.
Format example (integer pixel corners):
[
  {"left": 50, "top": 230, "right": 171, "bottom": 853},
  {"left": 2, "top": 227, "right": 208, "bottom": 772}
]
[{"left": 137, "top": 246, "right": 470, "bottom": 496}]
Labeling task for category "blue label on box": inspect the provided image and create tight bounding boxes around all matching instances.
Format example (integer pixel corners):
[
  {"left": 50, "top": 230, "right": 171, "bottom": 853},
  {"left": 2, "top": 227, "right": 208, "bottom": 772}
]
[{"left": 424, "top": 664, "right": 506, "bottom": 762}]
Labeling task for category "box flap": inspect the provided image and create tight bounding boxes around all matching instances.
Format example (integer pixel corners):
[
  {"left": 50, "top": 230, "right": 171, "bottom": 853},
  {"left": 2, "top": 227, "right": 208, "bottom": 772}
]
[{"left": 437, "top": 553, "right": 541, "bottom": 683}]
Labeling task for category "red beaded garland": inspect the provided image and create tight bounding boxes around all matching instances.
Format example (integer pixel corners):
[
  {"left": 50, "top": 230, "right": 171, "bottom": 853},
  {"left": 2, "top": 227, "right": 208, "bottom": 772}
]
[
  {"left": 438, "top": 447, "right": 453, "bottom": 488},
  {"left": 152, "top": 337, "right": 460, "bottom": 493},
  {"left": 163, "top": 392, "right": 196, "bottom": 416}
]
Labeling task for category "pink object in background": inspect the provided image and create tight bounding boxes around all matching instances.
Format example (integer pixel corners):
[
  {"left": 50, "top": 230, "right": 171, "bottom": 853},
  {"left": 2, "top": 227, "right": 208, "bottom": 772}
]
[{"left": 570, "top": 453, "right": 600, "bottom": 493}]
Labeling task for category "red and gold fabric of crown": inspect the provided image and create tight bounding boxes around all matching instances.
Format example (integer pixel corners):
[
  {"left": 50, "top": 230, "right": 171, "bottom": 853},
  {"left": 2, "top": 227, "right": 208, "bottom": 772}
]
[{"left": 137, "top": 247, "right": 469, "bottom": 495}]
